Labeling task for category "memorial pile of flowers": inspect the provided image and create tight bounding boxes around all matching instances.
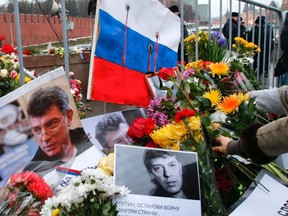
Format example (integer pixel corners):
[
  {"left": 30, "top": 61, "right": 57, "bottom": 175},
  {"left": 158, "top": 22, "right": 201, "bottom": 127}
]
[
  {"left": 128, "top": 66, "right": 257, "bottom": 215},
  {"left": 0, "top": 43, "right": 34, "bottom": 97},
  {"left": 127, "top": 33, "right": 287, "bottom": 214},
  {"left": 40, "top": 154, "right": 130, "bottom": 216},
  {"left": 0, "top": 171, "right": 52, "bottom": 215},
  {"left": 69, "top": 71, "right": 90, "bottom": 119},
  {"left": 184, "top": 31, "right": 227, "bottom": 62}
]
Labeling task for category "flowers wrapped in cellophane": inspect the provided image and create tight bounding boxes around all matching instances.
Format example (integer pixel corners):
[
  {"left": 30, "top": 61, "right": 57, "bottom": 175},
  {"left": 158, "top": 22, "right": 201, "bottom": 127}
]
[{"left": 0, "top": 171, "right": 52, "bottom": 216}]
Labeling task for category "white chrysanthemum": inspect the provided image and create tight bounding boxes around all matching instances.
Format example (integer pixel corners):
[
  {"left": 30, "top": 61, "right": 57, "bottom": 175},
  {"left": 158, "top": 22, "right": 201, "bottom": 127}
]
[{"left": 40, "top": 168, "right": 130, "bottom": 215}]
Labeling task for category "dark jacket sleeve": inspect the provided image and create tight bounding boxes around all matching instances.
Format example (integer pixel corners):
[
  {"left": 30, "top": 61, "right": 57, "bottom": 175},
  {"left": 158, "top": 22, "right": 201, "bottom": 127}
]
[
  {"left": 227, "top": 123, "right": 277, "bottom": 164},
  {"left": 280, "top": 26, "right": 288, "bottom": 53}
]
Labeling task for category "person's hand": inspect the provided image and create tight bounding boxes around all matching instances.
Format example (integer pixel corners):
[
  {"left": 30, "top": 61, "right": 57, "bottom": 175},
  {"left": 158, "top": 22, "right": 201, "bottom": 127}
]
[{"left": 212, "top": 135, "right": 232, "bottom": 156}]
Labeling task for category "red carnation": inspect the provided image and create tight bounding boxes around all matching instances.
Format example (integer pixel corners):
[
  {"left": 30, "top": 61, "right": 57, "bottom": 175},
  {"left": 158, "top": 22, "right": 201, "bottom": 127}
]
[
  {"left": 127, "top": 117, "right": 155, "bottom": 140},
  {"left": 174, "top": 109, "right": 196, "bottom": 122},
  {"left": 156, "top": 67, "right": 177, "bottom": 81},
  {"left": 146, "top": 140, "right": 159, "bottom": 148}
]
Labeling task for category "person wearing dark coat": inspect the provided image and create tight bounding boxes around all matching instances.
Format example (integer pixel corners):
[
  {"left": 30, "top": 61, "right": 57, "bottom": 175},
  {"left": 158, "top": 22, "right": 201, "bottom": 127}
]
[
  {"left": 222, "top": 12, "right": 240, "bottom": 44},
  {"left": 169, "top": 5, "right": 189, "bottom": 64},
  {"left": 279, "top": 12, "right": 288, "bottom": 85},
  {"left": 88, "top": 0, "right": 97, "bottom": 16},
  {"left": 248, "top": 16, "right": 274, "bottom": 75}
]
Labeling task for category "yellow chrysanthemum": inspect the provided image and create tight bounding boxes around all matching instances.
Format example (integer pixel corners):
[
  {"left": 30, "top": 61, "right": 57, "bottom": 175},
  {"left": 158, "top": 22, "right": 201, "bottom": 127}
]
[
  {"left": 184, "top": 34, "right": 196, "bottom": 42},
  {"left": 52, "top": 209, "right": 60, "bottom": 216},
  {"left": 216, "top": 94, "right": 241, "bottom": 114},
  {"left": 150, "top": 122, "right": 188, "bottom": 148},
  {"left": 245, "top": 42, "right": 256, "bottom": 49},
  {"left": 203, "top": 89, "right": 222, "bottom": 107},
  {"left": 209, "top": 62, "right": 230, "bottom": 77},
  {"left": 256, "top": 47, "right": 261, "bottom": 53},
  {"left": 187, "top": 116, "right": 201, "bottom": 131},
  {"left": 170, "top": 142, "right": 181, "bottom": 151},
  {"left": 232, "top": 44, "right": 237, "bottom": 49},
  {"left": 185, "top": 60, "right": 204, "bottom": 73},
  {"left": 236, "top": 92, "right": 250, "bottom": 103},
  {"left": 193, "top": 130, "right": 205, "bottom": 144}
]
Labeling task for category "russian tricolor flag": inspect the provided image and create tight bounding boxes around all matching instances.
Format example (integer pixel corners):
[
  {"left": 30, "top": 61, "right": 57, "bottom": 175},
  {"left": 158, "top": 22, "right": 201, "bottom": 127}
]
[{"left": 88, "top": 0, "right": 180, "bottom": 107}]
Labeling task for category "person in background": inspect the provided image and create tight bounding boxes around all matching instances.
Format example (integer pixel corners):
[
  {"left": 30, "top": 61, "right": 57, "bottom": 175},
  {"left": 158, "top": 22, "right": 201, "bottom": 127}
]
[
  {"left": 240, "top": 17, "right": 248, "bottom": 39},
  {"left": 212, "top": 85, "right": 288, "bottom": 164},
  {"left": 88, "top": 0, "right": 97, "bottom": 16},
  {"left": 279, "top": 12, "right": 288, "bottom": 85},
  {"left": 95, "top": 112, "right": 132, "bottom": 153},
  {"left": 169, "top": 5, "right": 189, "bottom": 65},
  {"left": 144, "top": 149, "right": 199, "bottom": 200},
  {"left": 248, "top": 16, "right": 274, "bottom": 76},
  {"left": 222, "top": 12, "right": 240, "bottom": 43},
  {"left": 23, "top": 86, "right": 92, "bottom": 176}
]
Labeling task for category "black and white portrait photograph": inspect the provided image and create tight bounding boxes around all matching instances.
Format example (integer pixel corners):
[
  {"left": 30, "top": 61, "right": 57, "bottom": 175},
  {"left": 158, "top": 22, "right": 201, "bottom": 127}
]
[
  {"left": 81, "top": 109, "right": 146, "bottom": 152},
  {"left": 114, "top": 145, "right": 200, "bottom": 200}
]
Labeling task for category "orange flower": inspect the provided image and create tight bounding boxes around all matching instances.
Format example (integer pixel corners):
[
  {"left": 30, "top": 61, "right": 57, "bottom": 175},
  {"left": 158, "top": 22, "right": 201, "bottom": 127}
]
[
  {"left": 209, "top": 62, "right": 229, "bottom": 77},
  {"left": 216, "top": 94, "right": 241, "bottom": 114}
]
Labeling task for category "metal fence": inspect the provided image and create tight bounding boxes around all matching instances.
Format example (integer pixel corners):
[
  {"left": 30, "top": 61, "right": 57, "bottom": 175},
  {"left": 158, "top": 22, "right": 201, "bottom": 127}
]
[{"left": 169, "top": 0, "right": 285, "bottom": 89}]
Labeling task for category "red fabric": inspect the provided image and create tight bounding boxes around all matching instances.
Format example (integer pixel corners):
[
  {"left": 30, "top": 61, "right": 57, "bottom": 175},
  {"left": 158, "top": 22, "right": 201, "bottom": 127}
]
[{"left": 90, "top": 58, "right": 150, "bottom": 107}]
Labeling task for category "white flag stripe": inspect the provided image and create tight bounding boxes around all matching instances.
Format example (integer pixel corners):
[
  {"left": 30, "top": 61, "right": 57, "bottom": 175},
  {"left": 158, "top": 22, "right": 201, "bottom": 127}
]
[{"left": 100, "top": 0, "right": 180, "bottom": 52}]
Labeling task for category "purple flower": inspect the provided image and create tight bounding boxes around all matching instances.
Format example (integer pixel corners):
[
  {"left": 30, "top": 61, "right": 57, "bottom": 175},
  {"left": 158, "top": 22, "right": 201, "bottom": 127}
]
[
  {"left": 217, "top": 37, "right": 227, "bottom": 47},
  {"left": 152, "top": 111, "right": 170, "bottom": 127},
  {"left": 183, "top": 68, "right": 195, "bottom": 79},
  {"left": 147, "top": 97, "right": 165, "bottom": 117},
  {"left": 210, "top": 31, "right": 220, "bottom": 41}
]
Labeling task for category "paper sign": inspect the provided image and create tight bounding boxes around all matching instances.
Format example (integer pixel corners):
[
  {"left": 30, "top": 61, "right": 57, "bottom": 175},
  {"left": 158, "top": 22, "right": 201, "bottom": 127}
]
[{"left": 229, "top": 174, "right": 288, "bottom": 216}]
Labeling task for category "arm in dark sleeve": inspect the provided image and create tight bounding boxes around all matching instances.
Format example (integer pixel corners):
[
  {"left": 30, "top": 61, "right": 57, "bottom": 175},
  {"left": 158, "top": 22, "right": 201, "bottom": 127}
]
[
  {"left": 280, "top": 28, "right": 288, "bottom": 53},
  {"left": 226, "top": 123, "right": 277, "bottom": 164}
]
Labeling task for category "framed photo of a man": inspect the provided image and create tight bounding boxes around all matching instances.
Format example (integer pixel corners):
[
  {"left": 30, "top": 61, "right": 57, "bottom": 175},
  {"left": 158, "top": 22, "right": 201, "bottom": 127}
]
[
  {"left": 81, "top": 109, "right": 146, "bottom": 152},
  {"left": 114, "top": 145, "right": 201, "bottom": 216},
  {"left": 0, "top": 67, "right": 104, "bottom": 188}
]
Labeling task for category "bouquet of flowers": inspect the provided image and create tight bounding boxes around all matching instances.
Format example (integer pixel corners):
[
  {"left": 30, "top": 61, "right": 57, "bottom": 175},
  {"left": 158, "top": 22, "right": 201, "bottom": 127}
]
[
  {"left": 0, "top": 43, "right": 34, "bottom": 97},
  {"left": 69, "top": 71, "right": 90, "bottom": 119},
  {"left": 128, "top": 63, "right": 287, "bottom": 214},
  {"left": 129, "top": 66, "right": 255, "bottom": 215},
  {"left": 184, "top": 31, "right": 227, "bottom": 62},
  {"left": 0, "top": 171, "right": 52, "bottom": 216},
  {"left": 40, "top": 154, "right": 130, "bottom": 216},
  {"left": 224, "top": 37, "right": 261, "bottom": 90}
]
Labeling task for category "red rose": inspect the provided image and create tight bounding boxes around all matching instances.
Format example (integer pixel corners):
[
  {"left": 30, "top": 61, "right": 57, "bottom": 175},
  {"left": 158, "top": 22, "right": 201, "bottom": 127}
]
[
  {"left": 0, "top": 35, "right": 5, "bottom": 41},
  {"left": 156, "top": 67, "right": 176, "bottom": 81},
  {"left": 174, "top": 109, "right": 196, "bottom": 122},
  {"left": 127, "top": 117, "right": 155, "bottom": 140},
  {"left": 1, "top": 44, "right": 16, "bottom": 54}
]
